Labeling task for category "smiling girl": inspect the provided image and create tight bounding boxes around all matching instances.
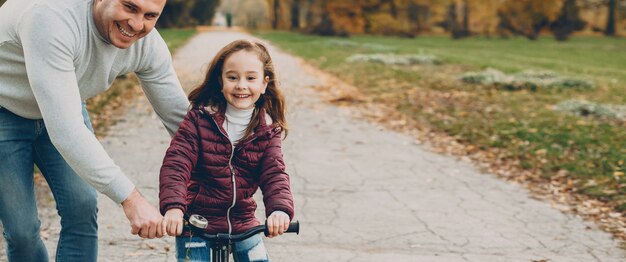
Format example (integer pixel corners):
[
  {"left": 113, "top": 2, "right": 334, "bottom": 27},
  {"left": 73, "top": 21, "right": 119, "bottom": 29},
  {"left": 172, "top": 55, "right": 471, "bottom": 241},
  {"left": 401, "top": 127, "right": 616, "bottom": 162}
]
[{"left": 158, "top": 40, "right": 294, "bottom": 261}]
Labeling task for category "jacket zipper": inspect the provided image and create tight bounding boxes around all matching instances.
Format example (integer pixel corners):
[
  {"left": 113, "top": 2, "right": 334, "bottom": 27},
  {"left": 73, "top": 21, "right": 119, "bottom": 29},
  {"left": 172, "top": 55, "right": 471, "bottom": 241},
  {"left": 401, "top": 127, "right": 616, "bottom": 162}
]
[
  {"left": 208, "top": 112, "right": 267, "bottom": 234},
  {"left": 210, "top": 116, "right": 237, "bottom": 234}
]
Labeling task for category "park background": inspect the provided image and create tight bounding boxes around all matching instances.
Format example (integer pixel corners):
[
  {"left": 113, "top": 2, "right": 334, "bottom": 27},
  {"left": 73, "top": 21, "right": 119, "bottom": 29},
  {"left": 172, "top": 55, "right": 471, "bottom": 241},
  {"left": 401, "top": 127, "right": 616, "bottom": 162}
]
[
  {"left": 147, "top": 0, "right": 626, "bottom": 242},
  {"left": 0, "top": 0, "right": 625, "bottom": 259}
]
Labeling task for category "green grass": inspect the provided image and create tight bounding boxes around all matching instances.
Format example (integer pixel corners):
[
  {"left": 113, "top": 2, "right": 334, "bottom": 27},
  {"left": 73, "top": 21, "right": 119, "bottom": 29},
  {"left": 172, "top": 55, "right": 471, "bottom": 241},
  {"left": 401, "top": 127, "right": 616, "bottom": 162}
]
[
  {"left": 255, "top": 31, "right": 626, "bottom": 212},
  {"left": 160, "top": 28, "right": 197, "bottom": 51}
]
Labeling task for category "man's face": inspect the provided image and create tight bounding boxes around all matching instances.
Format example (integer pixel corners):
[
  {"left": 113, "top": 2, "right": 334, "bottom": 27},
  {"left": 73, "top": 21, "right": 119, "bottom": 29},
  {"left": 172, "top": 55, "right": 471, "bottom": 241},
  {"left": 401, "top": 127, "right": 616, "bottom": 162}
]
[{"left": 92, "top": 0, "right": 166, "bottom": 49}]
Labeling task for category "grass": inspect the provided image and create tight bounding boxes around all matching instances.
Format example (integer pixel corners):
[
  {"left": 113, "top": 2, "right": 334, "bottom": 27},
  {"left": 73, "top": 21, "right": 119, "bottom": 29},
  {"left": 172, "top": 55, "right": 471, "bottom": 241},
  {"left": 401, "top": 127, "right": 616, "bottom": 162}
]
[
  {"left": 160, "top": 28, "right": 197, "bottom": 51},
  {"left": 86, "top": 28, "right": 197, "bottom": 136},
  {"left": 255, "top": 31, "right": 626, "bottom": 212}
]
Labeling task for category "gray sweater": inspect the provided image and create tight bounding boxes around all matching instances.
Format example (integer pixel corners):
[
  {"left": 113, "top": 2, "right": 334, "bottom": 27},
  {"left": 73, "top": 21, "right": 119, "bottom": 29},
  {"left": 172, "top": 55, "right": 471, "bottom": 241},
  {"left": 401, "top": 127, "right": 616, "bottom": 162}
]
[{"left": 0, "top": 0, "right": 189, "bottom": 203}]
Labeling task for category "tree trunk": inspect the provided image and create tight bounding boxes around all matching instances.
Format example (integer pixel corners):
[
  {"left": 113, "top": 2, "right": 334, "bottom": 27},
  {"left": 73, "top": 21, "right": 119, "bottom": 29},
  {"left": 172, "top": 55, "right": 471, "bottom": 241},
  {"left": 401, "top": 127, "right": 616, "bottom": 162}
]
[
  {"left": 390, "top": 0, "right": 398, "bottom": 19},
  {"left": 604, "top": 0, "right": 616, "bottom": 36},
  {"left": 462, "top": 0, "right": 470, "bottom": 33},
  {"left": 447, "top": 3, "right": 458, "bottom": 33},
  {"left": 305, "top": 0, "right": 315, "bottom": 29},
  {"left": 552, "top": 0, "right": 586, "bottom": 41},
  {"left": 273, "top": 0, "right": 280, "bottom": 29},
  {"left": 291, "top": 0, "right": 300, "bottom": 30}
]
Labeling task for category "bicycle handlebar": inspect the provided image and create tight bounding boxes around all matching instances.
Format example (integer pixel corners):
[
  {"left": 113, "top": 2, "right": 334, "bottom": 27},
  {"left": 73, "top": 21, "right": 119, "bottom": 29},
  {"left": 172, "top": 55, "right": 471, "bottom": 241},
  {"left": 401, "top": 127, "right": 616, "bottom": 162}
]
[{"left": 184, "top": 214, "right": 299, "bottom": 242}]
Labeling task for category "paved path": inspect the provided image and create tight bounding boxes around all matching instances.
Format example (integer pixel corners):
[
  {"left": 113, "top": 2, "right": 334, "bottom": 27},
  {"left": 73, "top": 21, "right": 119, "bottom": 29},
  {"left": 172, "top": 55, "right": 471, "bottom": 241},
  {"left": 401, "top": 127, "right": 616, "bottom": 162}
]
[{"left": 2, "top": 30, "right": 625, "bottom": 261}]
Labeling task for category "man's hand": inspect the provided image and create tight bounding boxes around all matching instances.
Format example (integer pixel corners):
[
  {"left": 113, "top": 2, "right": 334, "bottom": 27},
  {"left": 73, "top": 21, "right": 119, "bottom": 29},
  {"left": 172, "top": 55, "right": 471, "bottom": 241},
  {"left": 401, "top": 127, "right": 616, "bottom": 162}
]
[
  {"left": 266, "top": 211, "right": 290, "bottom": 238},
  {"left": 121, "top": 188, "right": 164, "bottom": 239},
  {"left": 162, "top": 208, "right": 184, "bottom": 236}
]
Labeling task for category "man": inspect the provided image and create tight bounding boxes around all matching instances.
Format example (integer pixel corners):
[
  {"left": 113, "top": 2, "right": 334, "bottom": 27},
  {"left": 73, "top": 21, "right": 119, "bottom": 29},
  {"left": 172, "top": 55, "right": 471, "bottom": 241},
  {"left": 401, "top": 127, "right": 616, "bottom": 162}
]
[{"left": 0, "top": 0, "right": 189, "bottom": 261}]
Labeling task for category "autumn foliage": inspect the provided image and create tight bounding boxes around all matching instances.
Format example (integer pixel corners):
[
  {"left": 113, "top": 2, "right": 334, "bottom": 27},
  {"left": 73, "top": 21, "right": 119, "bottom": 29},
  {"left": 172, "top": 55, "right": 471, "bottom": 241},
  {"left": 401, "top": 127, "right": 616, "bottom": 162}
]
[{"left": 264, "top": 0, "right": 621, "bottom": 40}]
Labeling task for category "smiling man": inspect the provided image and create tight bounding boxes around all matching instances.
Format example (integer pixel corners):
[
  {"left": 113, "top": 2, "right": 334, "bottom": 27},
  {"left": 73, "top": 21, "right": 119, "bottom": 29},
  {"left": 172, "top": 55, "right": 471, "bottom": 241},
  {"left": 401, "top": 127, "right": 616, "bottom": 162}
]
[{"left": 0, "top": 0, "right": 189, "bottom": 261}]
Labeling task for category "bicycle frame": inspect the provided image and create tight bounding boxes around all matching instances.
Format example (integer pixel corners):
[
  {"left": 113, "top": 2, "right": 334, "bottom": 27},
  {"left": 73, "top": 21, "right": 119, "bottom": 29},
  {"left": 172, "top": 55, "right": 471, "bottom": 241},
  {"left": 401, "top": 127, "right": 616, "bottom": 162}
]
[{"left": 183, "top": 214, "right": 300, "bottom": 262}]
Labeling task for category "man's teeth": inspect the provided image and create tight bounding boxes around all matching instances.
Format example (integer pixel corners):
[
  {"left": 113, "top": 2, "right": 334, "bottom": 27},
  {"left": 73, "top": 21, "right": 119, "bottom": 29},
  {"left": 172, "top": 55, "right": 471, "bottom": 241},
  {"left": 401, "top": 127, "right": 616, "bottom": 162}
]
[{"left": 116, "top": 23, "right": 136, "bottom": 37}]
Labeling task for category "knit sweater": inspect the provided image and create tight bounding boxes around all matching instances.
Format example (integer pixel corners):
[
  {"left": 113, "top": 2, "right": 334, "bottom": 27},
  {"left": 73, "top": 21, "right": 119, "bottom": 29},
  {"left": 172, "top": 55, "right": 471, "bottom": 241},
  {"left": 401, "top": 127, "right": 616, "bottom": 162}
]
[
  {"left": 0, "top": 0, "right": 189, "bottom": 203},
  {"left": 224, "top": 104, "right": 254, "bottom": 144}
]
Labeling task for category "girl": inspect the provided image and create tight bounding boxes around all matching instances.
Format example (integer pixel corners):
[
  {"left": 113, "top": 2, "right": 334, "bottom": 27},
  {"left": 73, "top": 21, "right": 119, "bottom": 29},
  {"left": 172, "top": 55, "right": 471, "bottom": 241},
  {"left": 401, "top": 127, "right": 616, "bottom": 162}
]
[{"left": 159, "top": 40, "right": 294, "bottom": 262}]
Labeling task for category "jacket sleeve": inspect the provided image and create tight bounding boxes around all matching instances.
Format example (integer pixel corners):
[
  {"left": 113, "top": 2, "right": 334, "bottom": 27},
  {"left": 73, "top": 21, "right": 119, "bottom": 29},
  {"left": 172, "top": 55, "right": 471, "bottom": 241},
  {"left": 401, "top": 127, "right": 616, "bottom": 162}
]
[
  {"left": 258, "top": 129, "right": 295, "bottom": 220},
  {"left": 159, "top": 110, "right": 200, "bottom": 215}
]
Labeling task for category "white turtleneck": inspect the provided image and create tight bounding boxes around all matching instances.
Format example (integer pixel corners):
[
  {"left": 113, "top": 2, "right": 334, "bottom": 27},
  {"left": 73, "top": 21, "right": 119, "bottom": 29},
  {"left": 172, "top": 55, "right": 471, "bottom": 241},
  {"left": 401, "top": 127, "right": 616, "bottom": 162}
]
[{"left": 224, "top": 104, "right": 254, "bottom": 144}]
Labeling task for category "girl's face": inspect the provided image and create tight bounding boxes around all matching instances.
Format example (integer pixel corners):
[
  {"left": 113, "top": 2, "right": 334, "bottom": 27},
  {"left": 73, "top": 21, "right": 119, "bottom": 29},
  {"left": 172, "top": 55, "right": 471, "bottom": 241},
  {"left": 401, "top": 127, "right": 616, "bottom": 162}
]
[{"left": 221, "top": 50, "right": 269, "bottom": 110}]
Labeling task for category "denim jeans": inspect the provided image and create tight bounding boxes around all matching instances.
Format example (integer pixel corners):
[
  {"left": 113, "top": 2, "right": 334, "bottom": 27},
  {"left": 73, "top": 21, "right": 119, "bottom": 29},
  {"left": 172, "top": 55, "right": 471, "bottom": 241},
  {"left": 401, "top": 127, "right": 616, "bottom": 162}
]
[
  {"left": 176, "top": 234, "right": 269, "bottom": 262},
  {"left": 0, "top": 103, "right": 98, "bottom": 262}
]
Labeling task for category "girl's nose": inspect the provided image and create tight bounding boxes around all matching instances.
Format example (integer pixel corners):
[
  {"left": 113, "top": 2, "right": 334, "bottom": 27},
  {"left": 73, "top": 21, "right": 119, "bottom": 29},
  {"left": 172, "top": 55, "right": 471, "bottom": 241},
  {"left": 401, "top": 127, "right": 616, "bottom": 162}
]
[{"left": 235, "top": 80, "right": 246, "bottom": 89}]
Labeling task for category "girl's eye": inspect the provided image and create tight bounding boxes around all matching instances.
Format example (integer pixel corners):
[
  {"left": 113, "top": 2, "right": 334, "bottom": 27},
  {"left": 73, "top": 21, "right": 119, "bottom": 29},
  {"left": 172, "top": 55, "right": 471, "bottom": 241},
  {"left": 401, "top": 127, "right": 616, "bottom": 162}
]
[
  {"left": 227, "top": 76, "right": 237, "bottom": 80},
  {"left": 247, "top": 77, "right": 256, "bottom": 81}
]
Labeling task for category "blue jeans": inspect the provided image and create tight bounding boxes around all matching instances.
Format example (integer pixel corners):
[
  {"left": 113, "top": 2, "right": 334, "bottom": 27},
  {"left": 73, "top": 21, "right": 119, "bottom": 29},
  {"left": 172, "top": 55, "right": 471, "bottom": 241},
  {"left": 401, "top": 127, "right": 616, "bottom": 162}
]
[
  {"left": 176, "top": 234, "right": 269, "bottom": 262},
  {"left": 0, "top": 103, "right": 98, "bottom": 262}
]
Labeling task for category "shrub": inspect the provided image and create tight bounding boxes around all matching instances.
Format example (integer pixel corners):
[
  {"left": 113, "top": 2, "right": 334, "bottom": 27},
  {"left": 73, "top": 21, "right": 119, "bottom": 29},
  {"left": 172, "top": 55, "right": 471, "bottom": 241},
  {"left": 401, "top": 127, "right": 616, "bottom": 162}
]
[
  {"left": 555, "top": 100, "right": 626, "bottom": 121},
  {"left": 459, "top": 68, "right": 594, "bottom": 90},
  {"left": 346, "top": 53, "right": 441, "bottom": 65},
  {"left": 324, "top": 40, "right": 394, "bottom": 52},
  {"left": 458, "top": 68, "right": 509, "bottom": 84}
]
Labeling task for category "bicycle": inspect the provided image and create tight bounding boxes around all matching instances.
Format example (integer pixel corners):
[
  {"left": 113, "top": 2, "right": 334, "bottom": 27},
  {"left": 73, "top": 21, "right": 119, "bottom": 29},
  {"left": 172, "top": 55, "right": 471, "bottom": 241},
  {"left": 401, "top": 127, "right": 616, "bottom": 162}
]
[{"left": 183, "top": 214, "right": 300, "bottom": 262}]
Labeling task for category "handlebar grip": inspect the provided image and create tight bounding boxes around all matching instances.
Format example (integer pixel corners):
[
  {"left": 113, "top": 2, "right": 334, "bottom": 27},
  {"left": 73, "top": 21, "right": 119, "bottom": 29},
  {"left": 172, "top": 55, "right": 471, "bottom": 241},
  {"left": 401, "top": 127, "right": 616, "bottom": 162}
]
[
  {"left": 286, "top": 221, "right": 300, "bottom": 234},
  {"left": 264, "top": 220, "right": 300, "bottom": 236}
]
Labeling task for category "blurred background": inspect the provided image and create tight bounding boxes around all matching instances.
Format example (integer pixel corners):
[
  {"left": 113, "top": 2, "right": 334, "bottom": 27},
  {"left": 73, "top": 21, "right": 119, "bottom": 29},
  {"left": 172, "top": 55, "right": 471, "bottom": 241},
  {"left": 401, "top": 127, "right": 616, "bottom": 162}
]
[
  {"left": 154, "top": 0, "right": 625, "bottom": 40},
  {"left": 1, "top": 0, "right": 625, "bottom": 252},
  {"left": 144, "top": 0, "right": 626, "bottom": 238}
]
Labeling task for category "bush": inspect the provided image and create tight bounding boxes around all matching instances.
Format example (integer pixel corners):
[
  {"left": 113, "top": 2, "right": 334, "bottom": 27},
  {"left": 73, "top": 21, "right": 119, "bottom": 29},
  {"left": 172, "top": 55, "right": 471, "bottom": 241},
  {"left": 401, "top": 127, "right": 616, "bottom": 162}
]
[
  {"left": 555, "top": 100, "right": 626, "bottom": 121},
  {"left": 458, "top": 68, "right": 509, "bottom": 84},
  {"left": 459, "top": 68, "right": 594, "bottom": 90},
  {"left": 365, "top": 13, "right": 415, "bottom": 37},
  {"left": 346, "top": 53, "right": 441, "bottom": 66},
  {"left": 325, "top": 39, "right": 359, "bottom": 47},
  {"left": 324, "top": 40, "right": 394, "bottom": 52}
]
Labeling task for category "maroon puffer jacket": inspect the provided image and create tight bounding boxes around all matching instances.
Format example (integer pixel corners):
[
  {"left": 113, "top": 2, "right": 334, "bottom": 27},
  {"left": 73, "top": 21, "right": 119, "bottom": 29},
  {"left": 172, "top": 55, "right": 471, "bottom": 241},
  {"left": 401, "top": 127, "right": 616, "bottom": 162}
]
[{"left": 159, "top": 106, "right": 294, "bottom": 234}]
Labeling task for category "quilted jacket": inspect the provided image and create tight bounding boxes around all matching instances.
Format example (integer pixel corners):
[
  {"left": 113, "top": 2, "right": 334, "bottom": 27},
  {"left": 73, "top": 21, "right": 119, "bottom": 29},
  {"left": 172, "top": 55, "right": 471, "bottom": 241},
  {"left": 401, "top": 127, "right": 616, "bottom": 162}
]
[{"left": 159, "top": 106, "right": 294, "bottom": 234}]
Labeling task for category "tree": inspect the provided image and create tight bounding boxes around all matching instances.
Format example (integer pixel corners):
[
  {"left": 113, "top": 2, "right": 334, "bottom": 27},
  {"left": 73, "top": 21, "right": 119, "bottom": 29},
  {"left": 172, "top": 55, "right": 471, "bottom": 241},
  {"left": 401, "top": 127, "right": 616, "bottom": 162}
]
[
  {"left": 272, "top": 0, "right": 280, "bottom": 29},
  {"left": 605, "top": 0, "right": 617, "bottom": 35},
  {"left": 496, "top": 0, "right": 562, "bottom": 40},
  {"left": 407, "top": 2, "right": 432, "bottom": 33},
  {"left": 291, "top": 0, "right": 301, "bottom": 30},
  {"left": 444, "top": 2, "right": 459, "bottom": 33},
  {"left": 158, "top": 0, "right": 197, "bottom": 28},
  {"left": 219, "top": 0, "right": 270, "bottom": 29},
  {"left": 305, "top": 0, "right": 316, "bottom": 28},
  {"left": 191, "top": 0, "right": 221, "bottom": 25},
  {"left": 452, "top": 0, "right": 471, "bottom": 38},
  {"left": 551, "top": 0, "right": 586, "bottom": 40}
]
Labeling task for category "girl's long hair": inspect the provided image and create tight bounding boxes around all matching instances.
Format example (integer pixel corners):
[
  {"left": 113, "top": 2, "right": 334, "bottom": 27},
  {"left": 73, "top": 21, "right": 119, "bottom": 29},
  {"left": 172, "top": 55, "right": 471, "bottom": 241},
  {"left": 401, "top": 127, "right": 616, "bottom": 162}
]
[{"left": 187, "top": 40, "right": 288, "bottom": 139}]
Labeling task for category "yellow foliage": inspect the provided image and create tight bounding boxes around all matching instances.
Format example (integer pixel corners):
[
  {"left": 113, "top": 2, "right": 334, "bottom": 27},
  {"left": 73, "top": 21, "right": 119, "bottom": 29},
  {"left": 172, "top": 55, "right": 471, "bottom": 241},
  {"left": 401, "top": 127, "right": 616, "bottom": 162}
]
[
  {"left": 326, "top": 2, "right": 367, "bottom": 34},
  {"left": 366, "top": 13, "right": 412, "bottom": 35},
  {"left": 496, "top": 0, "right": 563, "bottom": 38}
]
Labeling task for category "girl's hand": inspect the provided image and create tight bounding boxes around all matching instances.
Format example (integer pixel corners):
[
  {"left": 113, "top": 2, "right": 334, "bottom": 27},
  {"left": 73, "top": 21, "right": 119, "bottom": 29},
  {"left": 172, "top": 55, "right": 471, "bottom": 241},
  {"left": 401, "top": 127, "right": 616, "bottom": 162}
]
[
  {"left": 266, "top": 211, "right": 290, "bottom": 238},
  {"left": 162, "top": 208, "right": 184, "bottom": 236}
]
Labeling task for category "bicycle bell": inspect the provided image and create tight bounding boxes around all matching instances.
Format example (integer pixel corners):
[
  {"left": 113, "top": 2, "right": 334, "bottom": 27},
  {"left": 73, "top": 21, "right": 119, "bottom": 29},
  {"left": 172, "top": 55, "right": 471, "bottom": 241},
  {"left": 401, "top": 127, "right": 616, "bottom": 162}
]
[{"left": 189, "top": 214, "right": 208, "bottom": 229}]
